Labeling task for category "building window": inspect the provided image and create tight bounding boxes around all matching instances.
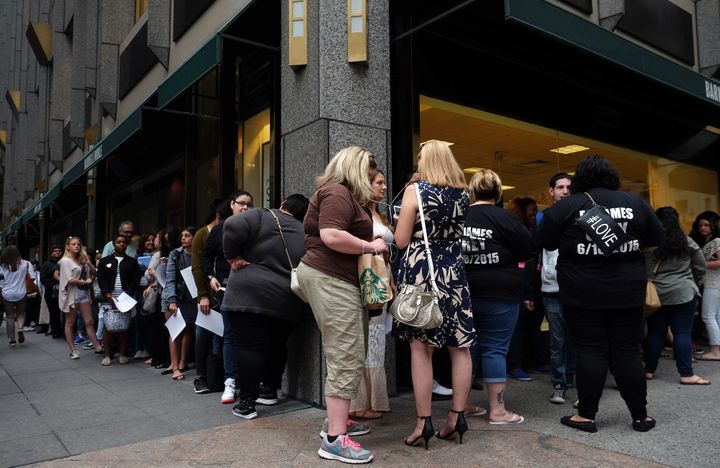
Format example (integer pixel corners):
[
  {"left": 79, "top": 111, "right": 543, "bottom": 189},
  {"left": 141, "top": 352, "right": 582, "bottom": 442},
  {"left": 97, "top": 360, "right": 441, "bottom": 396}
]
[
  {"left": 419, "top": 95, "right": 718, "bottom": 230},
  {"left": 236, "top": 108, "right": 272, "bottom": 209},
  {"left": 135, "top": 0, "right": 149, "bottom": 22}
]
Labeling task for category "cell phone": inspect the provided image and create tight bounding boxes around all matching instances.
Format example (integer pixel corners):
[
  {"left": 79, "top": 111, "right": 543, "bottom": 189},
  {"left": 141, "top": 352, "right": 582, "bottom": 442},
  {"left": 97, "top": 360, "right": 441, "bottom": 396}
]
[{"left": 393, "top": 205, "right": 401, "bottom": 218}]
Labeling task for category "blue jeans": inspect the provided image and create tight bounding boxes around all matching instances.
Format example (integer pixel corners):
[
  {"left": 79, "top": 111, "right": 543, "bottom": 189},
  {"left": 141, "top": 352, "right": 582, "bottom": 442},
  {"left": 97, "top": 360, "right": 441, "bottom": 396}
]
[
  {"left": 470, "top": 298, "right": 519, "bottom": 383},
  {"left": 221, "top": 309, "right": 238, "bottom": 380},
  {"left": 644, "top": 298, "right": 697, "bottom": 377},
  {"left": 544, "top": 295, "right": 575, "bottom": 387}
]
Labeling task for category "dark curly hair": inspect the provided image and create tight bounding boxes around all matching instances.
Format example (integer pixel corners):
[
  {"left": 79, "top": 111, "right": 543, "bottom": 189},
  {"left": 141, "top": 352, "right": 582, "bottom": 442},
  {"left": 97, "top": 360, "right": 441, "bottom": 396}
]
[
  {"left": 689, "top": 210, "right": 720, "bottom": 247},
  {"left": 570, "top": 155, "right": 621, "bottom": 194},
  {"left": 653, "top": 207, "right": 690, "bottom": 260}
]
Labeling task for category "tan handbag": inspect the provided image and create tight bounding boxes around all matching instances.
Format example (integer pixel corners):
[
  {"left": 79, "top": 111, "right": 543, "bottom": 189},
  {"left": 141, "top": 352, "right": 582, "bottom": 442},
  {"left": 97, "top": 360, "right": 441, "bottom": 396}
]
[
  {"left": 268, "top": 209, "right": 308, "bottom": 303},
  {"left": 358, "top": 252, "right": 392, "bottom": 310},
  {"left": 390, "top": 184, "right": 443, "bottom": 330},
  {"left": 644, "top": 260, "right": 662, "bottom": 316}
]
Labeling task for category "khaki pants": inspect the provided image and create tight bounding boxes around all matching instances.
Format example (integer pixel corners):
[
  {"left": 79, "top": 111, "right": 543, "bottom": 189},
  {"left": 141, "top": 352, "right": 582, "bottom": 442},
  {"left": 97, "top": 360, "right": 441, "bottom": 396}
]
[{"left": 297, "top": 262, "right": 368, "bottom": 400}]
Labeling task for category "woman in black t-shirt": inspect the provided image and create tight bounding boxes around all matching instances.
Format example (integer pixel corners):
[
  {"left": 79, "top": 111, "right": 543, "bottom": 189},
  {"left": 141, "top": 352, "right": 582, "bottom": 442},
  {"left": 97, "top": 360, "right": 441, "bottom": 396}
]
[
  {"left": 541, "top": 156, "right": 664, "bottom": 434},
  {"left": 462, "top": 169, "right": 534, "bottom": 424}
]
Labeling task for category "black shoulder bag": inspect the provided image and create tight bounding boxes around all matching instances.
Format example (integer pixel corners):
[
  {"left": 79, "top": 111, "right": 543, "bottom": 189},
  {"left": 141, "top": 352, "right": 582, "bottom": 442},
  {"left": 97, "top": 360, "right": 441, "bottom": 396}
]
[{"left": 575, "top": 192, "right": 628, "bottom": 256}]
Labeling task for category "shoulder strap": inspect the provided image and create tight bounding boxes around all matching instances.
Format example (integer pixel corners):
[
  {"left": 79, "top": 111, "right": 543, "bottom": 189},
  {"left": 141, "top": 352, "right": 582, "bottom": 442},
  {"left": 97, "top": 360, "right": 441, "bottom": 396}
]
[
  {"left": 267, "top": 209, "right": 295, "bottom": 270},
  {"left": 651, "top": 259, "right": 661, "bottom": 278},
  {"left": 414, "top": 184, "right": 440, "bottom": 295},
  {"left": 584, "top": 192, "right": 597, "bottom": 206}
]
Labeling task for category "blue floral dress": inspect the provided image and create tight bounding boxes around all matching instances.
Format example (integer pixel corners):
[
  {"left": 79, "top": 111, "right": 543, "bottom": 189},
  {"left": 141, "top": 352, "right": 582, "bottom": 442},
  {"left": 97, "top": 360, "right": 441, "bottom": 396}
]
[{"left": 394, "top": 180, "right": 475, "bottom": 348}]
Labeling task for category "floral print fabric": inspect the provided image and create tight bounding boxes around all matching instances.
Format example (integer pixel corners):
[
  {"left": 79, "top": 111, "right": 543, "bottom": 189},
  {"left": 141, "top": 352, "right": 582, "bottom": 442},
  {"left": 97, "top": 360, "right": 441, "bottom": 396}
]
[{"left": 394, "top": 180, "right": 476, "bottom": 348}]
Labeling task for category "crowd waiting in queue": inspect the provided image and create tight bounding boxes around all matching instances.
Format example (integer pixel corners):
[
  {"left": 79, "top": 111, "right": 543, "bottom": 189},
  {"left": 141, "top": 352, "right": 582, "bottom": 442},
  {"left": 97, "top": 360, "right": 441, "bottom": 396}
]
[{"left": 1, "top": 142, "right": 717, "bottom": 464}]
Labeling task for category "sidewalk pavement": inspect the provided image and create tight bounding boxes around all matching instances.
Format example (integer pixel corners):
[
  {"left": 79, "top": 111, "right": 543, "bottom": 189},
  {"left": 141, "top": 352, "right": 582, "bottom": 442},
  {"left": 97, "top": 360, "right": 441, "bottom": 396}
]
[{"left": 2, "top": 325, "right": 719, "bottom": 467}]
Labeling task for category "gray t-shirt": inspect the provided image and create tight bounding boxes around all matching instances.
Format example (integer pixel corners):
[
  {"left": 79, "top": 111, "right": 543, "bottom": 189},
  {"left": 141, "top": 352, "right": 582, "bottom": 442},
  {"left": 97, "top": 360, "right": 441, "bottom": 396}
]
[{"left": 646, "top": 237, "right": 706, "bottom": 305}]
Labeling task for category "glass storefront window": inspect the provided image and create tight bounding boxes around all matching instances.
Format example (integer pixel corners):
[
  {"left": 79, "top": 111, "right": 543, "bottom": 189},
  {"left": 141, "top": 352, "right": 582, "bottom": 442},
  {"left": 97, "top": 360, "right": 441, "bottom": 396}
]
[
  {"left": 419, "top": 95, "right": 718, "bottom": 231},
  {"left": 236, "top": 108, "right": 272, "bottom": 208}
]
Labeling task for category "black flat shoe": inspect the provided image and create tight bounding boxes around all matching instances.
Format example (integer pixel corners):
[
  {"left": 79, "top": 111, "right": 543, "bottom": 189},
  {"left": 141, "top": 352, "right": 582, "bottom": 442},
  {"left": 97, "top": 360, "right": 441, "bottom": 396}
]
[
  {"left": 435, "top": 409, "right": 468, "bottom": 444},
  {"left": 160, "top": 368, "right": 174, "bottom": 375},
  {"left": 561, "top": 415, "right": 597, "bottom": 433},
  {"left": 632, "top": 417, "right": 656, "bottom": 432},
  {"left": 404, "top": 416, "right": 434, "bottom": 450}
]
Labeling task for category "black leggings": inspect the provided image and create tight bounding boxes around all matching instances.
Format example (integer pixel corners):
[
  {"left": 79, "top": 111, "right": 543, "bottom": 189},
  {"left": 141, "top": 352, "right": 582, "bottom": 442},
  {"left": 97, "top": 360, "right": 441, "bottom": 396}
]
[
  {"left": 564, "top": 306, "right": 647, "bottom": 421},
  {"left": 225, "top": 312, "right": 296, "bottom": 400}
]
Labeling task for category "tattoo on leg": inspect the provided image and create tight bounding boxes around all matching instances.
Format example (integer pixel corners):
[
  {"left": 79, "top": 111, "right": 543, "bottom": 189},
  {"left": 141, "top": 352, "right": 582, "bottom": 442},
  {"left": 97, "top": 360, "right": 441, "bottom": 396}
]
[{"left": 496, "top": 390, "right": 505, "bottom": 405}]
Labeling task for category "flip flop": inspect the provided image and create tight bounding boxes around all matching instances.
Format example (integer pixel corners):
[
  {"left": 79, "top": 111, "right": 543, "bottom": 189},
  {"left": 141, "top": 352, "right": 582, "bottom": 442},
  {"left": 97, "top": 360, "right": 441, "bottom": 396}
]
[
  {"left": 466, "top": 406, "right": 488, "bottom": 417},
  {"left": 172, "top": 369, "right": 184, "bottom": 380},
  {"left": 698, "top": 355, "right": 720, "bottom": 361},
  {"left": 160, "top": 368, "right": 174, "bottom": 375},
  {"left": 680, "top": 376, "right": 711, "bottom": 385},
  {"left": 489, "top": 412, "right": 524, "bottom": 425}
]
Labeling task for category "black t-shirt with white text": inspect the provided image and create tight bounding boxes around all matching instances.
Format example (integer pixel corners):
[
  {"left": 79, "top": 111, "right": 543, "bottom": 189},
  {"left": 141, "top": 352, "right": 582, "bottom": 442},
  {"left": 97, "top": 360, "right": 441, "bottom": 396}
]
[
  {"left": 462, "top": 204, "right": 535, "bottom": 301},
  {"left": 540, "top": 188, "right": 664, "bottom": 310}
]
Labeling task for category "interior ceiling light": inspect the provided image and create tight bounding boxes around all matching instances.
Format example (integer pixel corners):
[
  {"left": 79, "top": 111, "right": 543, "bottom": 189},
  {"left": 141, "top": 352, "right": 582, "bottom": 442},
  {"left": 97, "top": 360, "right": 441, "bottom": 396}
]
[
  {"left": 550, "top": 144, "right": 590, "bottom": 154},
  {"left": 502, "top": 185, "right": 515, "bottom": 190},
  {"left": 463, "top": 167, "right": 483, "bottom": 173},
  {"left": 705, "top": 125, "right": 720, "bottom": 135}
]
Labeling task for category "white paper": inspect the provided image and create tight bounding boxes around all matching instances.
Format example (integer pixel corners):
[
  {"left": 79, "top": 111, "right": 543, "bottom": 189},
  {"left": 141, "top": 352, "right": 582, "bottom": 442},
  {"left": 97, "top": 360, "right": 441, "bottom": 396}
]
[
  {"left": 195, "top": 306, "right": 225, "bottom": 337},
  {"left": 165, "top": 308, "right": 186, "bottom": 341},
  {"left": 112, "top": 292, "right": 137, "bottom": 313},
  {"left": 179, "top": 266, "right": 198, "bottom": 299},
  {"left": 155, "top": 263, "right": 167, "bottom": 288}
]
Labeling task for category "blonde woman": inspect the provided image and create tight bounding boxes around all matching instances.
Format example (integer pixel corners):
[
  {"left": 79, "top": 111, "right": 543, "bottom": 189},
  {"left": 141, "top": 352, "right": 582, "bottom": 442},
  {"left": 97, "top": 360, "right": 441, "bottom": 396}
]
[
  {"left": 296, "top": 146, "right": 388, "bottom": 464},
  {"left": 350, "top": 169, "right": 392, "bottom": 420},
  {"left": 59, "top": 237, "right": 102, "bottom": 359},
  {"left": 394, "top": 140, "right": 475, "bottom": 449}
]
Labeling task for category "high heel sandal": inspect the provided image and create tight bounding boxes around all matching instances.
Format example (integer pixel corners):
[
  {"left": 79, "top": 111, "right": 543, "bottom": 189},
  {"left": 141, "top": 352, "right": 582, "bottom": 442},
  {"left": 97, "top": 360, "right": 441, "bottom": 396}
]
[
  {"left": 435, "top": 409, "right": 468, "bottom": 444},
  {"left": 403, "top": 416, "right": 434, "bottom": 450}
]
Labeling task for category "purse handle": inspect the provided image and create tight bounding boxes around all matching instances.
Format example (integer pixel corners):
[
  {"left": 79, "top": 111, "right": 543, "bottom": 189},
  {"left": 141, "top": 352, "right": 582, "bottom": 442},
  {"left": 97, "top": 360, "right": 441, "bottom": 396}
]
[
  {"left": 267, "top": 209, "right": 295, "bottom": 270},
  {"left": 401, "top": 183, "right": 440, "bottom": 295}
]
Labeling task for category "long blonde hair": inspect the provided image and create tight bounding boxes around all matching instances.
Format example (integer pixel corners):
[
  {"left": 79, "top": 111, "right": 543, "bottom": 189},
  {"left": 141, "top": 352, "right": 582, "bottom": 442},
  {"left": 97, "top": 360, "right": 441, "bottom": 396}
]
[
  {"left": 63, "top": 236, "right": 91, "bottom": 265},
  {"left": 316, "top": 146, "right": 377, "bottom": 204},
  {"left": 418, "top": 140, "right": 467, "bottom": 189}
]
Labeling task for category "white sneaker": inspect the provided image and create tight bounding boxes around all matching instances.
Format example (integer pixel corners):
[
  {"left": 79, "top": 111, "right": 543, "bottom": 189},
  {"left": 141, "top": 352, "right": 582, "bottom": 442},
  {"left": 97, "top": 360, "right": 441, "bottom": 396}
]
[
  {"left": 432, "top": 380, "right": 453, "bottom": 396},
  {"left": 221, "top": 378, "right": 236, "bottom": 404},
  {"left": 118, "top": 355, "right": 129, "bottom": 364},
  {"left": 69, "top": 349, "right": 80, "bottom": 360}
]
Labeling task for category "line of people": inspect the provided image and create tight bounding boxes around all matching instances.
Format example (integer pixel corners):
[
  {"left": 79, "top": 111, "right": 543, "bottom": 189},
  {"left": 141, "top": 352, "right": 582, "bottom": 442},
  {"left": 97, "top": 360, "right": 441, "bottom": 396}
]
[{"left": 3, "top": 143, "right": 719, "bottom": 465}]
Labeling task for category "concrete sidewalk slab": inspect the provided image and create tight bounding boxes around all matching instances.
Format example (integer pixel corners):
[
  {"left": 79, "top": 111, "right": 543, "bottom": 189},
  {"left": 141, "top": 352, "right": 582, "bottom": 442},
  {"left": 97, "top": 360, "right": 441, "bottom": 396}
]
[{"left": 37, "top": 405, "right": 666, "bottom": 467}]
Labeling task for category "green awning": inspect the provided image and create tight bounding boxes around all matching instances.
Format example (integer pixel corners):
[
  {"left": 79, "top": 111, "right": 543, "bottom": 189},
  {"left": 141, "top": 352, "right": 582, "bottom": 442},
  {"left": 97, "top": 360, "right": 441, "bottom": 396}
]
[
  {"left": 62, "top": 107, "right": 143, "bottom": 188},
  {"left": 504, "top": 0, "right": 720, "bottom": 109},
  {"left": 157, "top": 35, "right": 222, "bottom": 109}
]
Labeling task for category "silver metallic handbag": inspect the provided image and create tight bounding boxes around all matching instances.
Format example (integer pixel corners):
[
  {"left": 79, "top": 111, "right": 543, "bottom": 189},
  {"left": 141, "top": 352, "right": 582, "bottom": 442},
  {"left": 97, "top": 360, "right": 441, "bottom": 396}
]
[{"left": 390, "top": 184, "right": 443, "bottom": 330}]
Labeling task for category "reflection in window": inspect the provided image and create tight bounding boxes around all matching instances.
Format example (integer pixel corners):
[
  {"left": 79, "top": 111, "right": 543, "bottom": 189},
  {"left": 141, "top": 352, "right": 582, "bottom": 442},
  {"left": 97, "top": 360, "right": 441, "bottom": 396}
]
[{"left": 236, "top": 108, "right": 272, "bottom": 208}]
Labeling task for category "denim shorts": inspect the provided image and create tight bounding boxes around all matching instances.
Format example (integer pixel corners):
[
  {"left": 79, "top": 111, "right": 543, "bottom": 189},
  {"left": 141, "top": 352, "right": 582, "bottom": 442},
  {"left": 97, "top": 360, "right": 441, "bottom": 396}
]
[{"left": 74, "top": 288, "right": 90, "bottom": 305}]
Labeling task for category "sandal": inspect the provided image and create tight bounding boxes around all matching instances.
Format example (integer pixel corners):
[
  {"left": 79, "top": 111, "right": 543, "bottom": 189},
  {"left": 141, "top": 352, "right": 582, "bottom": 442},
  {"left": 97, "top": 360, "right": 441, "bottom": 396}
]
[
  {"left": 466, "top": 406, "right": 487, "bottom": 417},
  {"left": 679, "top": 375, "right": 711, "bottom": 385},
  {"left": 489, "top": 412, "right": 524, "bottom": 425},
  {"left": 172, "top": 369, "right": 185, "bottom": 380}
]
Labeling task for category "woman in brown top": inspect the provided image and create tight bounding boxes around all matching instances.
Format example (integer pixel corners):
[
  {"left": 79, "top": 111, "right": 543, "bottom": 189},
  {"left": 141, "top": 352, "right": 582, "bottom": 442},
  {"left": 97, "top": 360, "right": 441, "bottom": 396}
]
[{"left": 296, "top": 146, "right": 388, "bottom": 464}]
